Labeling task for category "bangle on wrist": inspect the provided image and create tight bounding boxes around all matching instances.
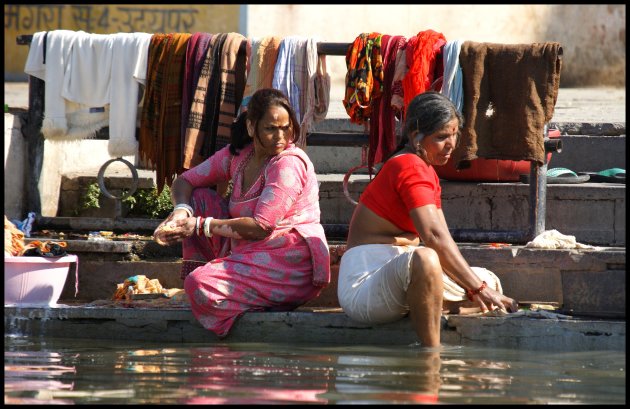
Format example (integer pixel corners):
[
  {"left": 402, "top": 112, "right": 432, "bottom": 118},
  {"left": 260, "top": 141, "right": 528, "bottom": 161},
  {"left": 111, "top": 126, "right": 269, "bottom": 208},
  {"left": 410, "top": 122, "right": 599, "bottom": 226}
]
[
  {"left": 198, "top": 217, "right": 205, "bottom": 236},
  {"left": 173, "top": 203, "right": 194, "bottom": 217},
  {"left": 195, "top": 217, "right": 201, "bottom": 235},
  {"left": 466, "top": 281, "right": 487, "bottom": 301},
  {"left": 203, "top": 217, "right": 213, "bottom": 237}
]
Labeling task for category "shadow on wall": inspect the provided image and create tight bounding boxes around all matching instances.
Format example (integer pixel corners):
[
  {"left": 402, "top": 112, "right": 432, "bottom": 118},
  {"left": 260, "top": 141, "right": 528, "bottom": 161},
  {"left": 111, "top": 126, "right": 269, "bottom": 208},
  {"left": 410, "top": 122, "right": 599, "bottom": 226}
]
[
  {"left": 545, "top": 4, "right": 625, "bottom": 87},
  {"left": 4, "top": 113, "right": 26, "bottom": 220}
]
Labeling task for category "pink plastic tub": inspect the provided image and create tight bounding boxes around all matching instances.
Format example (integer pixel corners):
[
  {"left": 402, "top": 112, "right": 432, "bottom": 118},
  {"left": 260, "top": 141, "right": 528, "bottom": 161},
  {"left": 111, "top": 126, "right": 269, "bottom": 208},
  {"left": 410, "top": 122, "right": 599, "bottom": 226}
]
[{"left": 4, "top": 255, "right": 77, "bottom": 306}]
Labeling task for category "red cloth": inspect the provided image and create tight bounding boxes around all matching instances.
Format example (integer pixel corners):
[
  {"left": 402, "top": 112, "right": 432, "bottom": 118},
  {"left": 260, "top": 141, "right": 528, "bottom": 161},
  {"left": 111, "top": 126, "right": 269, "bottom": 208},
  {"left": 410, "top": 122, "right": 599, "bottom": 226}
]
[
  {"left": 360, "top": 153, "right": 441, "bottom": 233},
  {"left": 368, "top": 35, "right": 406, "bottom": 170},
  {"left": 402, "top": 30, "right": 446, "bottom": 116}
]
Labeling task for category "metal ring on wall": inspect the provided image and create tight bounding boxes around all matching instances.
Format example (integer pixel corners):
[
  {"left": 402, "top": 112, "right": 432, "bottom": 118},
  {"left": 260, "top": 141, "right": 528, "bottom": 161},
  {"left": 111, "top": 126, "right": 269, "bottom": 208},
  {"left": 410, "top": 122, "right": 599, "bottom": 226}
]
[
  {"left": 343, "top": 164, "right": 377, "bottom": 206},
  {"left": 97, "top": 158, "right": 139, "bottom": 200}
]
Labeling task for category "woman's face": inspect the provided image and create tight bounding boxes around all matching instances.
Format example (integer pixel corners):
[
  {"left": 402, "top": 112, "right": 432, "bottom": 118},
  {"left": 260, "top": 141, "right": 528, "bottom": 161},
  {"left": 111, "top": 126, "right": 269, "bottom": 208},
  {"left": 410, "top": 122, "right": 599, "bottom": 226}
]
[
  {"left": 247, "top": 105, "right": 293, "bottom": 156},
  {"left": 416, "top": 118, "right": 459, "bottom": 166}
]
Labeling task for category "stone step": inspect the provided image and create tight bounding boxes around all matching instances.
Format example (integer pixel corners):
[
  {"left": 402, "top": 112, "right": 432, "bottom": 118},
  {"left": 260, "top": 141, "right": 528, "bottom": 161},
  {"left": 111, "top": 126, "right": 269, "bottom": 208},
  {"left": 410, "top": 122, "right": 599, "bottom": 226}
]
[
  {"left": 4, "top": 305, "right": 625, "bottom": 351},
  {"left": 306, "top": 134, "right": 626, "bottom": 174},
  {"left": 46, "top": 238, "right": 626, "bottom": 319},
  {"left": 58, "top": 173, "right": 625, "bottom": 246}
]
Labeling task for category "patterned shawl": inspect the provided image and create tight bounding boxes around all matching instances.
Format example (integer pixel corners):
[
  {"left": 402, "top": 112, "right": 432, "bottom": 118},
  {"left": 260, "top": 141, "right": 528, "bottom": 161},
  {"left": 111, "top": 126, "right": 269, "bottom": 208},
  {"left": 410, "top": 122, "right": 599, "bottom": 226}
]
[{"left": 343, "top": 32, "right": 384, "bottom": 124}]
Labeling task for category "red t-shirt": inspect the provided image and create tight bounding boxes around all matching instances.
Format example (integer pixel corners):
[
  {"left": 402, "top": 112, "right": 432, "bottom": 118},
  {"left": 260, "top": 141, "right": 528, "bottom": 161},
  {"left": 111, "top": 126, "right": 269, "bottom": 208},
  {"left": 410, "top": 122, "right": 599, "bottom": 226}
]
[{"left": 360, "top": 153, "right": 441, "bottom": 233}]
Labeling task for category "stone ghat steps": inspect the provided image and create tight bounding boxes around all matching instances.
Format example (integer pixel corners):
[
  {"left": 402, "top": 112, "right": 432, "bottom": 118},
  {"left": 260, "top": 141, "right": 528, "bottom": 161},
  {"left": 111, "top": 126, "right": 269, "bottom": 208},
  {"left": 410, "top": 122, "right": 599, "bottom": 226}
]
[
  {"left": 46, "top": 238, "right": 626, "bottom": 319},
  {"left": 4, "top": 305, "right": 625, "bottom": 352},
  {"left": 58, "top": 174, "right": 626, "bottom": 246}
]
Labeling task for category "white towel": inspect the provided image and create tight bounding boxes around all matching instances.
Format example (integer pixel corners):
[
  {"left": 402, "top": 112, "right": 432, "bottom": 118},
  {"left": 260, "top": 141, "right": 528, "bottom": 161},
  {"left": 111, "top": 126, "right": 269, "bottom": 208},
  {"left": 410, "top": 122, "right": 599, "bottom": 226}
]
[
  {"left": 108, "top": 32, "right": 152, "bottom": 157},
  {"left": 26, "top": 30, "right": 83, "bottom": 138}
]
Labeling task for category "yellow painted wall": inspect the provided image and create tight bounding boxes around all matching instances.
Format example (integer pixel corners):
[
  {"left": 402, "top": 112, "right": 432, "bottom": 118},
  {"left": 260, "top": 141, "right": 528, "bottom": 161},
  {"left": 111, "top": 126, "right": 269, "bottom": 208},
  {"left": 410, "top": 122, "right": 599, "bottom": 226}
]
[{"left": 4, "top": 4, "right": 240, "bottom": 80}]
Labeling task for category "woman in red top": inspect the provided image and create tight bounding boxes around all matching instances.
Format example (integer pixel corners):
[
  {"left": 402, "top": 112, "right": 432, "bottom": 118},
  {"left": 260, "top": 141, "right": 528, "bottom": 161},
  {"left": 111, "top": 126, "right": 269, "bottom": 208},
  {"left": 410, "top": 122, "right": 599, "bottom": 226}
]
[{"left": 338, "top": 91, "right": 518, "bottom": 348}]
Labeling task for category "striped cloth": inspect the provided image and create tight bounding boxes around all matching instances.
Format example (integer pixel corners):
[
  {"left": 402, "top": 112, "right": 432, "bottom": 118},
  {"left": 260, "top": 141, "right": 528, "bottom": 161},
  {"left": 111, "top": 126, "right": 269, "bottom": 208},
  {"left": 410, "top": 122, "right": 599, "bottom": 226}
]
[
  {"left": 273, "top": 36, "right": 309, "bottom": 123},
  {"left": 138, "top": 33, "right": 191, "bottom": 193},
  {"left": 202, "top": 32, "right": 248, "bottom": 158},
  {"left": 181, "top": 32, "right": 212, "bottom": 153},
  {"left": 182, "top": 34, "right": 219, "bottom": 169}
]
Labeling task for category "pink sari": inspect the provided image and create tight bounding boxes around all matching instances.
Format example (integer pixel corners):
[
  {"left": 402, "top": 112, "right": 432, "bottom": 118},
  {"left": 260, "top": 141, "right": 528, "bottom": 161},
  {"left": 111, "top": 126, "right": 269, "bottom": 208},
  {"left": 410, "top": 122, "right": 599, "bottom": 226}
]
[{"left": 179, "top": 143, "right": 330, "bottom": 337}]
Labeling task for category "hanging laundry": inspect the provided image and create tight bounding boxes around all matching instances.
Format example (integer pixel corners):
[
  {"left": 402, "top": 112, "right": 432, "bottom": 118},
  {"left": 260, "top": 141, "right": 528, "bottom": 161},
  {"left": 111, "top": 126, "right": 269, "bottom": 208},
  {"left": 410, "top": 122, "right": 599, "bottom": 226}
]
[
  {"left": 273, "top": 36, "right": 309, "bottom": 124},
  {"left": 454, "top": 41, "right": 562, "bottom": 169},
  {"left": 182, "top": 34, "right": 220, "bottom": 169},
  {"left": 24, "top": 30, "right": 109, "bottom": 142},
  {"left": 198, "top": 32, "right": 248, "bottom": 159},
  {"left": 181, "top": 32, "right": 213, "bottom": 151},
  {"left": 390, "top": 41, "right": 408, "bottom": 117},
  {"left": 440, "top": 39, "right": 464, "bottom": 114},
  {"left": 343, "top": 32, "right": 384, "bottom": 125},
  {"left": 256, "top": 36, "right": 282, "bottom": 91},
  {"left": 298, "top": 37, "right": 330, "bottom": 143},
  {"left": 139, "top": 32, "right": 191, "bottom": 193},
  {"left": 401, "top": 29, "right": 446, "bottom": 115},
  {"left": 368, "top": 35, "right": 406, "bottom": 170}
]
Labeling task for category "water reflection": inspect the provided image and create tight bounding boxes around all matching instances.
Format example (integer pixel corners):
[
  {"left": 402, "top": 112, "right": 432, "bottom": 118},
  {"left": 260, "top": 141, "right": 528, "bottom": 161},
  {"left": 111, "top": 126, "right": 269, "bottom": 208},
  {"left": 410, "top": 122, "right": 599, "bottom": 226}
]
[{"left": 4, "top": 336, "right": 625, "bottom": 404}]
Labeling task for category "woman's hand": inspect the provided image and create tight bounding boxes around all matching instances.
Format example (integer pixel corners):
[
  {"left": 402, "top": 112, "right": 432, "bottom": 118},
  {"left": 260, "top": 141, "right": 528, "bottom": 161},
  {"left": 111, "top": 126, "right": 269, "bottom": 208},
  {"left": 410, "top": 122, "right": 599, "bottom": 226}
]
[
  {"left": 473, "top": 287, "right": 519, "bottom": 313},
  {"left": 153, "top": 209, "right": 195, "bottom": 246}
]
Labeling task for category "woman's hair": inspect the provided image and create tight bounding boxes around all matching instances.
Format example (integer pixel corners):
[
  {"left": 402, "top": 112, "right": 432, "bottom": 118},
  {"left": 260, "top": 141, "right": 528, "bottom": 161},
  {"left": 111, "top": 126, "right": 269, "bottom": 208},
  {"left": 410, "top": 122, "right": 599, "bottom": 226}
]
[
  {"left": 229, "top": 88, "right": 301, "bottom": 155},
  {"left": 387, "top": 91, "right": 464, "bottom": 160}
]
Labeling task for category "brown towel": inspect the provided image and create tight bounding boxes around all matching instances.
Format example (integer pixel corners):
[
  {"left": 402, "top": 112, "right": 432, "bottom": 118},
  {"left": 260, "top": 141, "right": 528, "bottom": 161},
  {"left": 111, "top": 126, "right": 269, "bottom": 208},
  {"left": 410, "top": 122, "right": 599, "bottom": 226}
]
[{"left": 455, "top": 42, "right": 562, "bottom": 168}]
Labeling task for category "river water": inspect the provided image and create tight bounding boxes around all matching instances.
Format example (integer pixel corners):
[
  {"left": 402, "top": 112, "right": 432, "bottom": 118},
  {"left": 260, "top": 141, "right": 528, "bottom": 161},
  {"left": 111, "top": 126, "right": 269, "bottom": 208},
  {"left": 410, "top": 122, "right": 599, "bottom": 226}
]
[{"left": 4, "top": 335, "right": 625, "bottom": 404}]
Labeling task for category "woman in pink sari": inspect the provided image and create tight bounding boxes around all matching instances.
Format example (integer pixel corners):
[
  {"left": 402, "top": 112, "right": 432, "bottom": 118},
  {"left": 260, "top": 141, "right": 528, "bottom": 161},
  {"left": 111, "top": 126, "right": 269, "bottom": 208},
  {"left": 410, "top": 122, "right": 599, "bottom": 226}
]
[{"left": 154, "top": 88, "right": 330, "bottom": 338}]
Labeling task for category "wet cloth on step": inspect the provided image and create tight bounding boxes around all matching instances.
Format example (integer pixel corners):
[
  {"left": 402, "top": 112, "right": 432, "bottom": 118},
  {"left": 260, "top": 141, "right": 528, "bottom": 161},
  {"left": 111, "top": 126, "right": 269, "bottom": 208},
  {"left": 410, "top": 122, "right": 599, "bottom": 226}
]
[
  {"left": 525, "top": 229, "right": 603, "bottom": 250},
  {"left": 338, "top": 244, "right": 503, "bottom": 324},
  {"left": 455, "top": 41, "right": 562, "bottom": 169}
]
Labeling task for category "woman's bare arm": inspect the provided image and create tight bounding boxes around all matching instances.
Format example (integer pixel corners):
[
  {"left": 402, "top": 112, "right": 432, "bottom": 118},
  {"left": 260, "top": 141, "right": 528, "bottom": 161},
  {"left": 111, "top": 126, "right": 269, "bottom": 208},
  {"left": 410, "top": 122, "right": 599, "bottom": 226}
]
[{"left": 410, "top": 205, "right": 518, "bottom": 312}]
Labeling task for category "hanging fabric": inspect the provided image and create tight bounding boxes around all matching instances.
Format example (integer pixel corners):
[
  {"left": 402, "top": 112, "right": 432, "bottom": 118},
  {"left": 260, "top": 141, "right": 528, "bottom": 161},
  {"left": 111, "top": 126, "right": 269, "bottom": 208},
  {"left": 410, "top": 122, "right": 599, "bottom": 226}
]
[
  {"left": 368, "top": 35, "right": 406, "bottom": 170},
  {"left": 454, "top": 41, "right": 562, "bottom": 168},
  {"left": 401, "top": 29, "right": 446, "bottom": 116},
  {"left": 440, "top": 39, "right": 464, "bottom": 114},
  {"left": 25, "top": 30, "right": 110, "bottom": 142},
  {"left": 273, "top": 36, "right": 309, "bottom": 124},
  {"left": 343, "top": 32, "right": 384, "bottom": 125},
  {"left": 139, "top": 32, "right": 191, "bottom": 193},
  {"left": 181, "top": 32, "right": 213, "bottom": 152},
  {"left": 182, "top": 34, "right": 220, "bottom": 169},
  {"left": 199, "top": 32, "right": 248, "bottom": 159}
]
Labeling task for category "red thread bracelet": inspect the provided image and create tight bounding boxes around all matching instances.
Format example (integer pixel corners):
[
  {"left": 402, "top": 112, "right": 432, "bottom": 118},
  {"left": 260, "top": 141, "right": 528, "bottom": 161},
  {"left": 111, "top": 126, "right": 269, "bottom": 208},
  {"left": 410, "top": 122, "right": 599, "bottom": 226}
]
[
  {"left": 197, "top": 217, "right": 205, "bottom": 236},
  {"left": 466, "top": 281, "right": 487, "bottom": 301}
]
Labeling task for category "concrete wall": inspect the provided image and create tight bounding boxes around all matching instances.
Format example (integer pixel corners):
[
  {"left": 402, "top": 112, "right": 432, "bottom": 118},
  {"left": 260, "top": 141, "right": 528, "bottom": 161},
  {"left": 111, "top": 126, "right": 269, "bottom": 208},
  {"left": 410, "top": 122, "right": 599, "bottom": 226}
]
[
  {"left": 244, "top": 4, "right": 626, "bottom": 90},
  {"left": 5, "top": 4, "right": 626, "bottom": 87},
  {"left": 4, "top": 4, "right": 240, "bottom": 80}
]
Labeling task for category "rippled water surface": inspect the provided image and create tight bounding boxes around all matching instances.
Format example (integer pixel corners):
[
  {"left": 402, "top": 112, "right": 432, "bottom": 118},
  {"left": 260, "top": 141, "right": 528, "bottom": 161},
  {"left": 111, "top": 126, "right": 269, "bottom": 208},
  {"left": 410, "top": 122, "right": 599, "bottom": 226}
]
[{"left": 4, "top": 335, "right": 625, "bottom": 404}]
